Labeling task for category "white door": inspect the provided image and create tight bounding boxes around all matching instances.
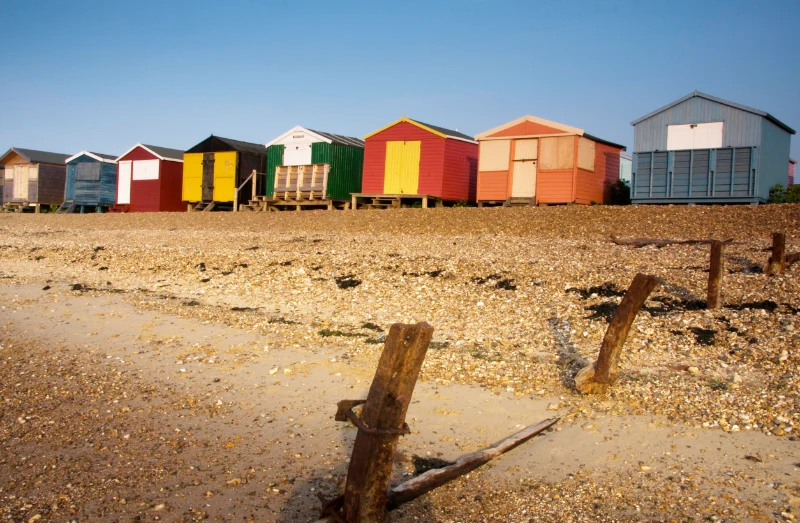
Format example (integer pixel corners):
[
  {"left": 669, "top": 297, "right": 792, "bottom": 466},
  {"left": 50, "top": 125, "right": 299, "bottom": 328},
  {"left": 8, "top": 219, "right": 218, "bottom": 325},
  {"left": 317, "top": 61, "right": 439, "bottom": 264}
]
[
  {"left": 511, "top": 160, "right": 536, "bottom": 198},
  {"left": 13, "top": 165, "right": 28, "bottom": 200},
  {"left": 118, "top": 161, "right": 132, "bottom": 204}
]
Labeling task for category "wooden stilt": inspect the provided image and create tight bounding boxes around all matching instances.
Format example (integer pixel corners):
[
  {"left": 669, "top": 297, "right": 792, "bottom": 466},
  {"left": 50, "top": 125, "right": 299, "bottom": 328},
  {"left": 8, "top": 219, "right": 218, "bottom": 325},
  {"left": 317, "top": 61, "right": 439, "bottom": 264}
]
[
  {"left": 766, "top": 232, "right": 786, "bottom": 275},
  {"left": 341, "top": 323, "right": 434, "bottom": 523},
  {"left": 574, "top": 273, "right": 661, "bottom": 394},
  {"left": 706, "top": 241, "right": 724, "bottom": 309}
]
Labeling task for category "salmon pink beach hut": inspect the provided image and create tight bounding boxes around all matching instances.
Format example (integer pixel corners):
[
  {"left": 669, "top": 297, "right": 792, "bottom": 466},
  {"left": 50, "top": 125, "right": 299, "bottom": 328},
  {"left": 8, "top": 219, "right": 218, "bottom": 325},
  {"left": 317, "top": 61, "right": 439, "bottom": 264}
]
[
  {"left": 475, "top": 116, "right": 626, "bottom": 206},
  {"left": 114, "top": 144, "right": 185, "bottom": 212},
  {"left": 354, "top": 117, "right": 478, "bottom": 209}
]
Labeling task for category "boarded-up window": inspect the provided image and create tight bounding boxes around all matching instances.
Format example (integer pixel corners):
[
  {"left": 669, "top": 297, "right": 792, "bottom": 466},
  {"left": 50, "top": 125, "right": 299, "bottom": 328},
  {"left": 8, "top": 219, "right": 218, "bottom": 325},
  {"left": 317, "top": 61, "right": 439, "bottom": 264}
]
[
  {"left": 666, "top": 122, "right": 723, "bottom": 150},
  {"left": 478, "top": 140, "right": 510, "bottom": 171},
  {"left": 76, "top": 162, "right": 101, "bottom": 181},
  {"left": 133, "top": 159, "right": 159, "bottom": 180},
  {"left": 540, "top": 136, "right": 574, "bottom": 170},
  {"left": 577, "top": 137, "right": 595, "bottom": 171},
  {"left": 514, "top": 139, "right": 538, "bottom": 160}
]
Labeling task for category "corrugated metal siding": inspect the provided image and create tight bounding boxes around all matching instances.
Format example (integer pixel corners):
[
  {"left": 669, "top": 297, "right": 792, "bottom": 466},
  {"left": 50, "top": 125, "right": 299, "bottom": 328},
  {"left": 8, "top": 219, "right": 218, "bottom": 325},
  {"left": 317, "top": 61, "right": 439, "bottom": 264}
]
[
  {"left": 789, "top": 162, "right": 796, "bottom": 186},
  {"left": 312, "top": 142, "right": 364, "bottom": 200},
  {"left": 758, "top": 118, "right": 792, "bottom": 198},
  {"left": 633, "top": 148, "right": 759, "bottom": 202},
  {"left": 441, "top": 138, "right": 478, "bottom": 202},
  {"left": 362, "top": 121, "right": 446, "bottom": 196},
  {"left": 265, "top": 145, "right": 284, "bottom": 197},
  {"left": 633, "top": 97, "right": 763, "bottom": 153},
  {"left": 619, "top": 156, "right": 632, "bottom": 183}
]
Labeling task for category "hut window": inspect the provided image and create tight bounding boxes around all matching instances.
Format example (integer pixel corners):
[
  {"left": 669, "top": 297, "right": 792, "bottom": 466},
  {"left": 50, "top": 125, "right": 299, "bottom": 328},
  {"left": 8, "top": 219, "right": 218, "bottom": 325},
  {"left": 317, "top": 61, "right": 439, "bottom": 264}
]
[
  {"left": 132, "top": 159, "right": 160, "bottom": 180},
  {"left": 514, "top": 139, "right": 538, "bottom": 160},
  {"left": 577, "top": 137, "right": 595, "bottom": 172},
  {"left": 478, "top": 140, "right": 511, "bottom": 171},
  {"left": 76, "top": 162, "right": 101, "bottom": 181},
  {"left": 540, "top": 136, "right": 574, "bottom": 170}
]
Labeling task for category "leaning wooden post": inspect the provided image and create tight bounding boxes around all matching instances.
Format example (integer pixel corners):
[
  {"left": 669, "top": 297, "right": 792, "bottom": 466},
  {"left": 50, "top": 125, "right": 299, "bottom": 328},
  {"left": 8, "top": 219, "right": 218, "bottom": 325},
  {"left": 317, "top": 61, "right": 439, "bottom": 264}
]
[
  {"left": 574, "top": 273, "right": 661, "bottom": 394},
  {"left": 341, "top": 322, "right": 434, "bottom": 523},
  {"left": 766, "top": 232, "right": 786, "bottom": 275},
  {"left": 706, "top": 241, "right": 725, "bottom": 309}
]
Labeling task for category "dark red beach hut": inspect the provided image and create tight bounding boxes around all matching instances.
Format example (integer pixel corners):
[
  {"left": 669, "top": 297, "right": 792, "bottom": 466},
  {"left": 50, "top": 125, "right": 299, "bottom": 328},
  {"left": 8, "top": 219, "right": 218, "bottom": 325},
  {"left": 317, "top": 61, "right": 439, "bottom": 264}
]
[{"left": 114, "top": 144, "right": 185, "bottom": 212}]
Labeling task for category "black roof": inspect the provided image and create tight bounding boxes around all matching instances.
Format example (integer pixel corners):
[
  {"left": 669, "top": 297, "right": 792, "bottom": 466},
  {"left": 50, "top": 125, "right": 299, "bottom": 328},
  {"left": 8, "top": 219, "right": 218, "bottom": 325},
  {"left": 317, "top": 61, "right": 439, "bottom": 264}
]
[
  {"left": 307, "top": 129, "right": 364, "bottom": 148},
  {"left": 583, "top": 133, "right": 627, "bottom": 151},
  {"left": 186, "top": 135, "right": 266, "bottom": 156},
  {"left": 0, "top": 147, "right": 71, "bottom": 165},
  {"left": 142, "top": 144, "right": 184, "bottom": 160},
  {"left": 408, "top": 118, "right": 475, "bottom": 141},
  {"left": 90, "top": 152, "right": 118, "bottom": 161}
]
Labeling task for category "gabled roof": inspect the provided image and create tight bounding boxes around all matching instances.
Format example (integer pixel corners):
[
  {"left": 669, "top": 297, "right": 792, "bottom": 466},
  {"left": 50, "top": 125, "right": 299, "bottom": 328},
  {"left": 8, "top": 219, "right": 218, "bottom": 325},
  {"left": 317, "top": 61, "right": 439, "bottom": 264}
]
[
  {"left": 116, "top": 143, "right": 185, "bottom": 162},
  {"left": 631, "top": 91, "right": 796, "bottom": 134},
  {"left": 186, "top": 135, "right": 266, "bottom": 156},
  {"left": 364, "top": 117, "right": 477, "bottom": 143},
  {"left": 0, "top": 147, "right": 71, "bottom": 165},
  {"left": 65, "top": 151, "right": 118, "bottom": 164},
  {"left": 265, "top": 126, "right": 364, "bottom": 148},
  {"left": 475, "top": 115, "right": 584, "bottom": 139},
  {"left": 474, "top": 115, "right": 626, "bottom": 150}
]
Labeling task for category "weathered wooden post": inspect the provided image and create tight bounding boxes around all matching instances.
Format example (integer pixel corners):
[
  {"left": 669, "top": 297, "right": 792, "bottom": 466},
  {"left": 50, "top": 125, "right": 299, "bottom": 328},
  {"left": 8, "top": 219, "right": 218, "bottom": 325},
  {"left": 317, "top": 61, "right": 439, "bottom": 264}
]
[
  {"left": 252, "top": 169, "right": 257, "bottom": 201},
  {"left": 341, "top": 322, "right": 433, "bottom": 522},
  {"left": 707, "top": 241, "right": 725, "bottom": 309},
  {"left": 766, "top": 232, "right": 786, "bottom": 275},
  {"left": 574, "top": 273, "right": 661, "bottom": 394}
]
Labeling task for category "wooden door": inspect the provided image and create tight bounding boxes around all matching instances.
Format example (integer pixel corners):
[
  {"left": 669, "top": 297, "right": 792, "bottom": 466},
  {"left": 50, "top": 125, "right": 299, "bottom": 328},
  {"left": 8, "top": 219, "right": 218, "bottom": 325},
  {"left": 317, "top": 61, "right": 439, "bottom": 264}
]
[
  {"left": 511, "top": 160, "right": 536, "bottom": 198},
  {"left": 383, "top": 141, "right": 421, "bottom": 194},
  {"left": 117, "top": 161, "right": 132, "bottom": 204},
  {"left": 13, "top": 165, "right": 29, "bottom": 200},
  {"left": 202, "top": 153, "right": 215, "bottom": 201}
]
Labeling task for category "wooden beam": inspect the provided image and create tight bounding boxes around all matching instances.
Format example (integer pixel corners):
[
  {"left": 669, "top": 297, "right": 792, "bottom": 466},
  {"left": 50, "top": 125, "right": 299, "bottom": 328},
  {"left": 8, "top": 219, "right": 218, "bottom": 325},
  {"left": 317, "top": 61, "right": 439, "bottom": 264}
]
[
  {"left": 342, "top": 323, "right": 434, "bottom": 523},
  {"left": 610, "top": 235, "right": 733, "bottom": 248},
  {"left": 386, "top": 417, "right": 558, "bottom": 510},
  {"left": 706, "top": 241, "right": 725, "bottom": 309},
  {"left": 575, "top": 273, "right": 661, "bottom": 394},
  {"left": 765, "top": 232, "right": 786, "bottom": 275}
]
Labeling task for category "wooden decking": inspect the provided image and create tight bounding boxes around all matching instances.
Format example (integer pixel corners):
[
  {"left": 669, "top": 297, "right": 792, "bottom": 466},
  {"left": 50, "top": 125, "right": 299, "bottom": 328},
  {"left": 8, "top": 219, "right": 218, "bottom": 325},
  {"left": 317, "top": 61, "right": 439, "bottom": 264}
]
[{"left": 350, "top": 193, "right": 444, "bottom": 210}]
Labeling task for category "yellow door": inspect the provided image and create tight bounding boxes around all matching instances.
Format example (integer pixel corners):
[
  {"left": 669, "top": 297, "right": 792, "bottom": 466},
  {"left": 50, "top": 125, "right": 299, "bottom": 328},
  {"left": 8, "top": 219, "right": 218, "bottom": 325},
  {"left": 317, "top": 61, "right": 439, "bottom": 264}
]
[
  {"left": 182, "top": 153, "right": 204, "bottom": 202},
  {"left": 383, "top": 141, "right": 420, "bottom": 194},
  {"left": 213, "top": 151, "right": 237, "bottom": 202}
]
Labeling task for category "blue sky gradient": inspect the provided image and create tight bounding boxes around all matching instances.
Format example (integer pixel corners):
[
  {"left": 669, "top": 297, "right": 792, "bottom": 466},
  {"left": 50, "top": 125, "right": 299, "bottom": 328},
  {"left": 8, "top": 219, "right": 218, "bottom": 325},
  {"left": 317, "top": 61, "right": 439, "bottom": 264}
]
[{"left": 1, "top": 0, "right": 798, "bottom": 159}]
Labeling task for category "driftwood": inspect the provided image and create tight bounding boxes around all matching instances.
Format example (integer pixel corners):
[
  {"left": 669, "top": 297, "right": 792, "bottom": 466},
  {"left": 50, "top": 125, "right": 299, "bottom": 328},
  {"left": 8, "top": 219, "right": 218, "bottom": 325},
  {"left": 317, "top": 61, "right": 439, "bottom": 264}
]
[
  {"left": 386, "top": 417, "right": 559, "bottom": 510},
  {"left": 706, "top": 241, "right": 725, "bottom": 309},
  {"left": 575, "top": 273, "right": 661, "bottom": 394},
  {"left": 610, "top": 235, "right": 733, "bottom": 248},
  {"left": 340, "top": 322, "right": 434, "bottom": 523}
]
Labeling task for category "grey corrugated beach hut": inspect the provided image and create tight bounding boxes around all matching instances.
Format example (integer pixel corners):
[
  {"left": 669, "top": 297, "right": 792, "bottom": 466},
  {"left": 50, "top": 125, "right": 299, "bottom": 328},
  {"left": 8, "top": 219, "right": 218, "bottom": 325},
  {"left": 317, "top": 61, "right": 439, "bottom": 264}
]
[{"left": 630, "top": 91, "right": 795, "bottom": 204}]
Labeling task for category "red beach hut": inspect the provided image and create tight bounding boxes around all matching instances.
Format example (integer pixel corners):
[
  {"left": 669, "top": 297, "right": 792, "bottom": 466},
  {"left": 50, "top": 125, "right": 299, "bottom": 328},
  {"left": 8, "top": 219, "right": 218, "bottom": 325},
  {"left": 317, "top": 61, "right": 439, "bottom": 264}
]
[
  {"left": 114, "top": 144, "right": 185, "bottom": 212},
  {"left": 356, "top": 117, "right": 478, "bottom": 208}
]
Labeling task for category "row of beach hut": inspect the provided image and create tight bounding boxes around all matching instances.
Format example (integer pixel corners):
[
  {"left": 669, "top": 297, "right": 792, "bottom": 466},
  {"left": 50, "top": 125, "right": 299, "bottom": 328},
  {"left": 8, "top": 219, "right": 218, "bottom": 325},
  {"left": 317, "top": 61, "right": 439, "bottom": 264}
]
[{"left": 1, "top": 91, "right": 794, "bottom": 213}]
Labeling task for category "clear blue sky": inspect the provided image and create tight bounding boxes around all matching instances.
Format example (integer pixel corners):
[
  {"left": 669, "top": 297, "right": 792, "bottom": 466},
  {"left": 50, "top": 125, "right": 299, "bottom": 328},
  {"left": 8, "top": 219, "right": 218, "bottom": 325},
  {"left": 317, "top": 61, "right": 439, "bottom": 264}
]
[{"left": 1, "top": 0, "right": 798, "bottom": 159}]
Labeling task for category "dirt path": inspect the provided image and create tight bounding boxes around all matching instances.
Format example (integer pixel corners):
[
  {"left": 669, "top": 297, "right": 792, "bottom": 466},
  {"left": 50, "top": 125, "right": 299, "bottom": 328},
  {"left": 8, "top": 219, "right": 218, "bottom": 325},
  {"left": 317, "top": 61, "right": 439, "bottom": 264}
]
[{"left": 2, "top": 280, "right": 798, "bottom": 522}]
